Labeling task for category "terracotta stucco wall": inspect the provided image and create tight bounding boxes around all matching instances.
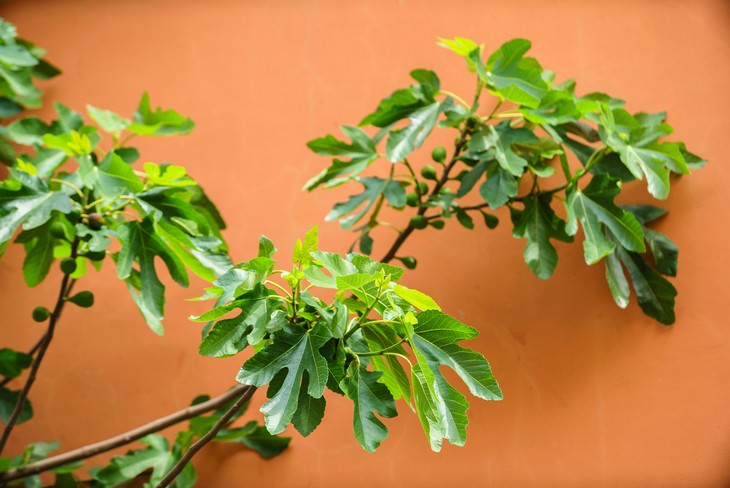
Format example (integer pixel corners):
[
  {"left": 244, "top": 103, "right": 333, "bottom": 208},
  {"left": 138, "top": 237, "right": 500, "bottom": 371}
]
[{"left": 1, "top": 1, "right": 729, "bottom": 486}]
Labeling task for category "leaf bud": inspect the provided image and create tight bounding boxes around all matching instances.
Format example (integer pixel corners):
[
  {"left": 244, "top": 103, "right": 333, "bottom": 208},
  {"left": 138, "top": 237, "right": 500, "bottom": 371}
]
[
  {"left": 67, "top": 290, "right": 94, "bottom": 308},
  {"left": 429, "top": 219, "right": 445, "bottom": 230},
  {"left": 398, "top": 256, "right": 417, "bottom": 270}
]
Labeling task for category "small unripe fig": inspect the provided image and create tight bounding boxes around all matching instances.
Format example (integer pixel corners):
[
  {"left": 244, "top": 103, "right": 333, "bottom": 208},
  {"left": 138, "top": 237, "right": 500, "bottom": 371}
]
[
  {"left": 399, "top": 256, "right": 417, "bottom": 270},
  {"left": 32, "top": 306, "right": 51, "bottom": 322},
  {"left": 421, "top": 165, "right": 438, "bottom": 181},
  {"left": 86, "top": 213, "right": 104, "bottom": 230},
  {"left": 409, "top": 215, "right": 428, "bottom": 230},
  {"left": 67, "top": 290, "right": 94, "bottom": 308},
  {"left": 429, "top": 219, "right": 445, "bottom": 230},
  {"left": 406, "top": 193, "right": 419, "bottom": 207},
  {"left": 431, "top": 147, "right": 447, "bottom": 163},
  {"left": 60, "top": 257, "right": 77, "bottom": 275},
  {"left": 49, "top": 222, "right": 67, "bottom": 240},
  {"left": 417, "top": 182, "right": 429, "bottom": 195}
]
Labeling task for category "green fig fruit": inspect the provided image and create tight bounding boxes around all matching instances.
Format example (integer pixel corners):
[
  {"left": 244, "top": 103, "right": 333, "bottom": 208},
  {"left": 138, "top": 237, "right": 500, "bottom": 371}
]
[
  {"left": 431, "top": 146, "right": 447, "bottom": 163},
  {"left": 32, "top": 306, "right": 51, "bottom": 322},
  {"left": 409, "top": 215, "right": 428, "bottom": 230},
  {"left": 60, "top": 257, "right": 77, "bottom": 275}
]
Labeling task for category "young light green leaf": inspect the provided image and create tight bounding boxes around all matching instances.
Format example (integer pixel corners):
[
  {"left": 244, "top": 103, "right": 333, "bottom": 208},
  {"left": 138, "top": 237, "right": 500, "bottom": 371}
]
[
  {"left": 87, "top": 105, "right": 130, "bottom": 134},
  {"left": 393, "top": 284, "right": 441, "bottom": 311},
  {"left": 127, "top": 92, "right": 194, "bottom": 136},
  {"left": 437, "top": 36, "right": 482, "bottom": 72}
]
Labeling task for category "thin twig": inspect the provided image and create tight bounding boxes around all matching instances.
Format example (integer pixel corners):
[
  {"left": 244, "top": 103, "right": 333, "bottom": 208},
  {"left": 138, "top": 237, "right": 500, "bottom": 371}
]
[
  {"left": 0, "top": 334, "right": 48, "bottom": 389},
  {"left": 381, "top": 125, "right": 472, "bottom": 263},
  {"left": 0, "top": 242, "right": 79, "bottom": 454},
  {"left": 0, "top": 385, "right": 254, "bottom": 483},
  {"left": 155, "top": 386, "right": 256, "bottom": 488}
]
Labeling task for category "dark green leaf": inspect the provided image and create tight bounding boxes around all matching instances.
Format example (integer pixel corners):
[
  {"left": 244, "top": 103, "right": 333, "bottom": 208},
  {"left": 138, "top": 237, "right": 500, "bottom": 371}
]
[
  {"left": 237, "top": 323, "right": 330, "bottom": 434},
  {"left": 91, "top": 435, "right": 173, "bottom": 487},
  {"left": 479, "top": 163, "right": 518, "bottom": 209},
  {"left": 116, "top": 219, "right": 189, "bottom": 334},
  {"left": 385, "top": 102, "right": 441, "bottom": 162},
  {"left": 511, "top": 195, "right": 572, "bottom": 279},
  {"left": 292, "top": 375, "right": 327, "bottom": 437},
  {"left": 216, "top": 421, "right": 291, "bottom": 459},
  {"left": 482, "top": 38, "right": 547, "bottom": 108},
  {"left": 616, "top": 246, "right": 677, "bottom": 324},
  {"left": 0, "top": 386, "right": 32, "bottom": 424},
  {"left": 304, "top": 126, "right": 378, "bottom": 190},
  {"left": 0, "top": 348, "right": 32, "bottom": 379},
  {"left": 340, "top": 362, "right": 397, "bottom": 452},
  {"left": 470, "top": 122, "right": 537, "bottom": 176},
  {"left": 565, "top": 175, "right": 645, "bottom": 264},
  {"left": 643, "top": 228, "right": 678, "bottom": 277}
]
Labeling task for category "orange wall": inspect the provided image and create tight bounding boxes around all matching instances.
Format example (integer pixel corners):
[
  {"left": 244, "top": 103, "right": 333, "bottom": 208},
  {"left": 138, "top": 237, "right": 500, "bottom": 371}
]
[{"left": 1, "top": 1, "right": 729, "bottom": 486}]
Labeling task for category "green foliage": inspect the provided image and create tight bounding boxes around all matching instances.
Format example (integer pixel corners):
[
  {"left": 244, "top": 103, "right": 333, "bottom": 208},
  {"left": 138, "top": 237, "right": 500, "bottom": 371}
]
[
  {"left": 197, "top": 230, "right": 501, "bottom": 452},
  {"left": 0, "top": 441, "right": 60, "bottom": 486},
  {"left": 0, "top": 392, "right": 289, "bottom": 486},
  {"left": 0, "top": 26, "right": 705, "bottom": 488},
  {"left": 0, "top": 94, "right": 230, "bottom": 333},
  {"left": 0, "top": 19, "right": 61, "bottom": 165},
  {"left": 306, "top": 36, "right": 705, "bottom": 324}
]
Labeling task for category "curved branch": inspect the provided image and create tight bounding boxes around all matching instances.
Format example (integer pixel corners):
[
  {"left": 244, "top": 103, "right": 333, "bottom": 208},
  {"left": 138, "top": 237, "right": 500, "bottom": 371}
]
[
  {"left": 0, "top": 384, "right": 254, "bottom": 483},
  {"left": 155, "top": 386, "right": 256, "bottom": 488}
]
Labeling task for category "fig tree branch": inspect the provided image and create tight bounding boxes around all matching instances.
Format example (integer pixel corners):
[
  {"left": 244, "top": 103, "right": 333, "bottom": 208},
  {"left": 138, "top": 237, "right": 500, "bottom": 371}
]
[
  {"left": 0, "top": 384, "right": 255, "bottom": 483},
  {"left": 155, "top": 386, "right": 256, "bottom": 488},
  {"left": 0, "top": 241, "right": 79, "bottom": 455}
]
